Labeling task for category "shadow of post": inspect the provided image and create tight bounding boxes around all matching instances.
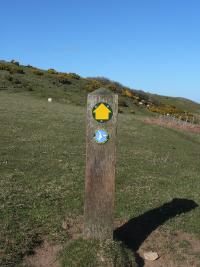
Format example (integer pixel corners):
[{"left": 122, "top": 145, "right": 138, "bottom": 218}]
[{"left": 114, "top": 198, "right": 198, "bottom": 267}]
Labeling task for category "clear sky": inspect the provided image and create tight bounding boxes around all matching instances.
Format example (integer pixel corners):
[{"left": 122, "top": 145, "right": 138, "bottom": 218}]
[{"left": 1, "top": 0, "right": 200, "bottom": 103}]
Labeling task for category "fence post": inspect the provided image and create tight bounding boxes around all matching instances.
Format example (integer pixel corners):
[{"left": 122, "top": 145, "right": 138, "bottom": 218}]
[{"left": 84, "top": 87, "right": 118, "bottom": 240}]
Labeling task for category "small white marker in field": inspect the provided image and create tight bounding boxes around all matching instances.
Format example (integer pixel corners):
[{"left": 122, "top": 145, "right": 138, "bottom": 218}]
[{"left": 48, "top": 98, "right": 52, "bottom": 102}]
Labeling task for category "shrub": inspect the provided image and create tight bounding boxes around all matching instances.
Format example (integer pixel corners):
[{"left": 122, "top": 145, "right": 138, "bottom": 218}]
[
  {"left": 0, "top": 62, "right": 24, "bottom": 74},
  {"left": 119, "top": 99, "right": 129, "bottom": 107},
  {"left": 0, "top": 62, "right": 10, "bottom": 71},
  {"left": 47, "top": 68, "right": 58, "bottom": 74},
  {"left": 148, "top": 104, "right": 194, "bottom": 122},
  {"left": 122, "top": 88, "right": 135, "bottom": 98},
  {"left": 9, "top": 67, "right": 24, "bottom": 74},
  {"left": 106, "top": 82, "right": 117, "bottom": 91},
  {"left": 66, "top": 72, "right": 81, "bottom": 80},
  {"left": 5, "top": 75, "right": 13, "bottom": 81},
  {"left": 87, "top": 77, "right": 125, "bottom": 93},
  {"left": 11, "top": 60, "right": 20, "bottom": 66},
  {"left": 148, "top": 104, "right": 181, "bottom": 115},
  {"left": 32, "top": 69, "right": 44, "bottom": 76},
  {"left": 136, "top": 90, "right": 150, "bottom": 101},
  {"left": 57, "top": 74, "right": 71, "bottom": 84},
  {"left": 88, "top": 76, "right": 111, "bottom": 85},
  {"left": 85, "top": 79, "right": 102, "bottom": 92},
  {"left": 13, "top": 79, "right": 21, "bottom": 84}
]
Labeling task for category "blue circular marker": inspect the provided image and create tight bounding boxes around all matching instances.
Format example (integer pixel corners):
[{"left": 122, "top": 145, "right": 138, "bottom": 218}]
[{"left": 94, "top": 129, "right": 109, "bottom": 144}]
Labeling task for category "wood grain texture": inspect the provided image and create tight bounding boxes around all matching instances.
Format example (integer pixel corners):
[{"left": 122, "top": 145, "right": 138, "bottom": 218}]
[{"left": 84, "top": 88, "right": 118, "bottom": 240}]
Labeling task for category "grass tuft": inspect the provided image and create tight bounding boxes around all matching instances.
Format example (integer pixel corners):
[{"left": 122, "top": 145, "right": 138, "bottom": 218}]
[{"left": 60, "top": 238, "right": 135, "bottom": 267}]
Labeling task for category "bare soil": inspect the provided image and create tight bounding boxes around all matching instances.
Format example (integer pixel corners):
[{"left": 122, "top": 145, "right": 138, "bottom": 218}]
[
  {"left": 138, "top": 229, "right": 200, "bottom": 267},
  {"left": 23, "top": 240, "right": 61, "bottom": 267},
  {"left": 24, "top": 218, "right": 200, "bottom": 267}
]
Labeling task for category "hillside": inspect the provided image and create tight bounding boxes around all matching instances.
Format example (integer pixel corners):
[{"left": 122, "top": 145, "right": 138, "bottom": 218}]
[
  {"left": 0, "top": 60, "right": 200, "bottom": 120},
  {"left": 148, "top": 93, "right": 200, "bottom": 115},
  {"left": 1, "top": 60, "right": 200, "bottom": 267}
]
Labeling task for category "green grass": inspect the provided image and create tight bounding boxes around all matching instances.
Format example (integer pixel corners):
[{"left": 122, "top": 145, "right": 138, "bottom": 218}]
[
  {"left": 0, "top": 61, "right": 200, "bottom": 266},
  {"left": 60, "top": 238, "right": 135, "bottom": 267},
  {"left": 0, "top": 90, "right": 200, "bottom": 266},
  {"left": 0, "top": 92, "right": 86, "bottom": 265}
]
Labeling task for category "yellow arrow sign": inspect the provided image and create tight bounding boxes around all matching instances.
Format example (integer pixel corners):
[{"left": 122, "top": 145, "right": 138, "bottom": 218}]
[{"left": 92, "top": 103, "right": 113, "bottom": 122}]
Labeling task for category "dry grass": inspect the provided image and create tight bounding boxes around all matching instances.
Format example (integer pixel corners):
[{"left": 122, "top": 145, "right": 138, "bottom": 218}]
[{"left": 143, "top": 115, "right": 200, "bottom": 134}]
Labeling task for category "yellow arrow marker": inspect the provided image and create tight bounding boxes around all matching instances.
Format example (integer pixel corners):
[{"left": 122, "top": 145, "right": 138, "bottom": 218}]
[{"left": 93, "top": 103, "right": 111, "bottom": 120}]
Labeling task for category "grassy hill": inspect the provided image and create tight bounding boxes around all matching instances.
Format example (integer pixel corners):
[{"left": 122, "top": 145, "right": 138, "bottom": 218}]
[
  {"left": 148, "top": 93, "right": 200, "bottom": 115},
  {"left": 0, "top": 60, "right": 200, "bottom": 118},
  {"left": 1, "top": 60, "right": 200, "bottom": 267}
]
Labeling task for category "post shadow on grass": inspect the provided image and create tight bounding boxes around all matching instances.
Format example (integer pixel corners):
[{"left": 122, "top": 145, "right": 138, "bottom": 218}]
[{"left": 114, "top": 198, "right": 198, "bottom": 267}]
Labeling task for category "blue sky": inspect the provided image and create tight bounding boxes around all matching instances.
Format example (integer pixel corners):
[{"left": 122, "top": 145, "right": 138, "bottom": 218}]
[{"left": 1, "top": 0, "right": 200, "bottom": 103}]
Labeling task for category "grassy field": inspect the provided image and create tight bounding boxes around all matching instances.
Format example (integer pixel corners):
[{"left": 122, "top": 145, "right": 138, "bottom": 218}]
[{"left": 0, "top": 89, "right": 200, "bottom": 266}]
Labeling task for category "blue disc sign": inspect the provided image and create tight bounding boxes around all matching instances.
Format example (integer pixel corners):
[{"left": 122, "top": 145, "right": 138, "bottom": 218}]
[{"left": 94, "top": 129, "right": 109, "bottom": 144}]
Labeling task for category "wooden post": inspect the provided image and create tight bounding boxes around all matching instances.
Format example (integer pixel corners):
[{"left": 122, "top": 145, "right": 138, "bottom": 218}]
[{"left": 84, "top": 87, "right": 118, "bottom": 240}]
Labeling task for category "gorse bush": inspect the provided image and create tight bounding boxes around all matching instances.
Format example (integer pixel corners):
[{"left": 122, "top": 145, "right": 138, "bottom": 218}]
[
  {"left": 148, "top": 104, "right": 194, "bottom": 122},
  {"left": 46, "top": 68, "right": 80, "bottom": 79},
  {"left": 25, "top": 65, "right": 43, "bottom": 75},
  {"left": 87, "top": 77, "right": 125, "bottom": 93},
  {"left": 0, "top": 62, "right": 12, "bottom": 71},
  {"left": 0, "top": 62, "right": 24, "bottom": 74},
  {"left": 106, "top": 82, "right": 117, "bottom": 91},
  {"left": 149, "top": 104, "right": 183, "bottom": 115},
  {"left": 10, "top": 67, "right": 24, "bottom": 74},
  {"left": 57, "top": 74, "right": 71, "bottom": 84},
  {"left": 32, "top": 69, "right": 44, "bottom": 76},
  {"left": 84, "top": 78, "right": 123, "bottom": 93},
  {"left": 88, "top": 76, "right": 111, "bottom": 86},
  {"left": 65, "top": 72, "right": 81, "bottom": 80},
  {"left": 47, "top": 68, "right": 58, "bottom": 74},
  {"left": 122, "top": 88, "right": 134, "bottom": 98},
  {"left": 121, "top": 88, "right": 141, "bottom": 102},
  {"left": 84, "top": 79, "right": 103, "bottom": 92}
]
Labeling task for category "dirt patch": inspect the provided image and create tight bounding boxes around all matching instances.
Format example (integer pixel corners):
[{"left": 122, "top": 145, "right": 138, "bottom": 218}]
[
  {"left": 23, "top": 217, "right": 200, "bottom": 267},
  {"left": 23, "top": 216, "right": 83, "bottom": 267},
  {"left": 137, "top": 228, "right": 200, "bottom": 267},
  {"left": 23, "top": 240, "right": 61, "bottom": 267}
]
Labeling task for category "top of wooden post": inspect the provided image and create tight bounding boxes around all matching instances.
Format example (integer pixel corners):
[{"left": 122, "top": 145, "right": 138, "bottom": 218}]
[{"left": 90, "top": 87, "right": 115, "bottom": 96}]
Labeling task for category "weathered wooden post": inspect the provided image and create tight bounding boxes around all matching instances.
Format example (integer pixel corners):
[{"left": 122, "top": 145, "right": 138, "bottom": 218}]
[{"left": 84, "top": 87, "right": 118, "bottom": 240}]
